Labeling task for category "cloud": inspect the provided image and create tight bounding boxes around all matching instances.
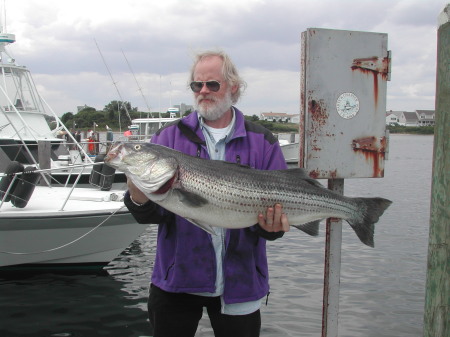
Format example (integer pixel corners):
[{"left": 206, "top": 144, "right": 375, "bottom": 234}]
[{"left": 4, "top": 0, "right": 447, "bottom": 115}]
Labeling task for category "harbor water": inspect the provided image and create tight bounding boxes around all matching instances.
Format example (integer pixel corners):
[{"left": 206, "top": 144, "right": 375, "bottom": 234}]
[{"left": 0, "top": 134, "right": 433, "bottom": 337}]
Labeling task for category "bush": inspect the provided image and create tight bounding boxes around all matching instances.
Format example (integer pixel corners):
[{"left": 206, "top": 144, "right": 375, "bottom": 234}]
[{"left": 387, "top": 125, "right": 434, "bottom": 135}]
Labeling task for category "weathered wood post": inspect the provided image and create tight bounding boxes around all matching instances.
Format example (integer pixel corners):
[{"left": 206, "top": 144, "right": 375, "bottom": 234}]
[{"left": 423, "top": 4, "right": 449, "bottom": 337}]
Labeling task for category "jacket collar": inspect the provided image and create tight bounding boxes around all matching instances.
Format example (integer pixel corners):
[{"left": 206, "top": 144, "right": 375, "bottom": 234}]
[{"left": 179, "top": 107, "right": 247, "bottom": 144}]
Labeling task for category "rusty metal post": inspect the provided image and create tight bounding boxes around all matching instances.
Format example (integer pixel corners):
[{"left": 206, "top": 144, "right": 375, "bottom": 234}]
[
  {"left": 300, "top": 28, "right": 390, "bottom": 335},
  {"left": 423, "top": 5, "right": 449, "bottom": 337},
  {"left": 322, "top": 179, "right": 343, "bottom": 337}
]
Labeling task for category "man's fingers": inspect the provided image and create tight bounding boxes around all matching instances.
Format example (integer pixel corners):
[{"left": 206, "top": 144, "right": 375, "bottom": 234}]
[
  {"left": 266, "top": 207, "right": 274, "bottom": 226},
  {"left": 281, "top": 213, "right": 290, "bottom": 232},
  {"left": 258, "top": 204, "right": 289, "bottom": 233},
  {"left": 273, "top": 204, "right": 283, "bottom": 226}
]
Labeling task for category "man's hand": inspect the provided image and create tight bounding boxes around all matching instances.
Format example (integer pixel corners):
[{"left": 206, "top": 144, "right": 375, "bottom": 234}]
[
  {"left": 258, "top": 203, "right": 290, "bottom": 233},
  {"left": 127, "top": 178, "right": 149, "bottom": 204}
]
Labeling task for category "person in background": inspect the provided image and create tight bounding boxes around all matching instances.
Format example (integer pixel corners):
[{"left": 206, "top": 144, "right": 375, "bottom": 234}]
[
  {"left": 87, "top": 130, "right": 95, "bottom": 155},
  {"left": 75, "top": 131, "right": 81, "bottom": 143},
  {"left": 124, "top": 50, "right": 290, "bottom": 337}
]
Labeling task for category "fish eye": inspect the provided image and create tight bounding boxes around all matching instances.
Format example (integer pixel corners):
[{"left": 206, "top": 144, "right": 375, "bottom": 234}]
[{"left": 134, "top": 144, "right": 141, "bottom": 151}]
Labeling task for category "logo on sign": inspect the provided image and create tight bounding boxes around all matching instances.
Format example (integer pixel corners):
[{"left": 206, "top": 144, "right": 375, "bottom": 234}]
[{"left": 336, "top": 92, "right": 360, "bottom": 119}]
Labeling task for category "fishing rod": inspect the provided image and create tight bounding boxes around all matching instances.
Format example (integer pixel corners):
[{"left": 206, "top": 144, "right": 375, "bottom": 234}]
[
  {"left": 121, "top": 48, "right": 154, "bottom": 118},
  {"left": 94, "top": 38, "right": 133, "bottom": 130}
]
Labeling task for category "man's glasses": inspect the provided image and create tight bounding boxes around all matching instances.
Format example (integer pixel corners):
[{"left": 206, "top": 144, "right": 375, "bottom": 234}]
[{"left": 190, "top": 80, "right": 221, "bottom": 93}]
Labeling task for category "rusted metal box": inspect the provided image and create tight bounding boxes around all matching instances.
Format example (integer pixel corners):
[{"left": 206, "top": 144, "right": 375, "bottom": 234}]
[{"left": 300, "top": 28, "right": 390, "bottom": 179}]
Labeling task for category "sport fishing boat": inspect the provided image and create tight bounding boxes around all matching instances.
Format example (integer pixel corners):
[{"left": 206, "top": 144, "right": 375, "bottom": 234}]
[
  {"left": 0, "top": 14, "right": 147, "bottom": 271},
  {"left": 0, "top": 22, "right": 125, "bottom": 185}
]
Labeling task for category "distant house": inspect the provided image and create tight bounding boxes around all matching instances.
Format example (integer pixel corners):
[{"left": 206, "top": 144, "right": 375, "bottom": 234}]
[
  {"left": 386, "top": 111, "right": 403, "bottom": 125},
  {"left": 260, "top": 112, "right": 299, "bottom": 123},
  {"left": 399, "top": 111, "right": 419, "bottom": 126},
  {"left": 416, "top": 110, "right": 435, "bottom": 126},
  {"left": 386, "top": 110, "right": 435, "bottom": 127}
]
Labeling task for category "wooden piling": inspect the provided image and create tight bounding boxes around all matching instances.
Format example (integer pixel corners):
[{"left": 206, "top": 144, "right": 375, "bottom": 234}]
[{"left": 423, "top": 5, "right": 449, "bottom": 337}]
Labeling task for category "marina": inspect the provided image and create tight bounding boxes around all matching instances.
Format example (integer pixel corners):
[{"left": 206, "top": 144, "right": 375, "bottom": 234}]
[
  {"left": 0, "top": 2, "right": 445, "bottom": 335},
  {"left": 0, "top": 134, "right": 433, "bottom": 336}
]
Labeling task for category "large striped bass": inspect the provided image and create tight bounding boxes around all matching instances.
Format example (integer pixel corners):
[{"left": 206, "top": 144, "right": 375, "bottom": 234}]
[{"left": 105, "top": 142, "right": 392, "bottom": 247}]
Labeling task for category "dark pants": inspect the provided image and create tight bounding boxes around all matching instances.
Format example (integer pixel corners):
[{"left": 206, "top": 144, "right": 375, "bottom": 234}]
[{"left": 147, "top": 284, "right": 261, "bottom": 337}]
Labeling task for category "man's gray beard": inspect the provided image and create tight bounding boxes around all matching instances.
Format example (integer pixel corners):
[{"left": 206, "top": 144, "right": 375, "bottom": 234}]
[{"left": 195, "top": 91, "right": 233, "bottom": 121}]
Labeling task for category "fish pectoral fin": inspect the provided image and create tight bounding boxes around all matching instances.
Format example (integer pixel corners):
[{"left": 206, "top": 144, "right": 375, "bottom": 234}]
[
  {"left": 174, "top": 189, "right": 209, "bottom": 208},
  {"left": 292, "top": 220, "right": 321, "bottom": 236},
  {"left": 186, "top": 218, "right": 217, "bottom": 235}
]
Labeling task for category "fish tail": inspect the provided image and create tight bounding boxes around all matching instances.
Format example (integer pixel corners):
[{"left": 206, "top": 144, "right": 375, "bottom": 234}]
[{"left": 347, "top": 197, "right": 392, "bottom": 247}]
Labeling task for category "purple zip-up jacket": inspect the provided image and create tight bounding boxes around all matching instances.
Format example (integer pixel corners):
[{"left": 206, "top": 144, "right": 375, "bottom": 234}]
[{"left": 124, "top": 108, "right": 287, "bottom": 304}]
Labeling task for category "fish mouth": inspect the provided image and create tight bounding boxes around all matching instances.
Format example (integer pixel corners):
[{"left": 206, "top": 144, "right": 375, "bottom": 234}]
[{"left": 104, "top": 143, "right": 124, "bottom": 164}]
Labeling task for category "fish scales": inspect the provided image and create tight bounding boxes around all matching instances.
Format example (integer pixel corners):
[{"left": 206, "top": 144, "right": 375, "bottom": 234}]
[
  {"left": 105, "top": 142, "right": 392, "bottom": 247},
  {"left": 181, "top": 164, "right": 324, "bottom": 217},
  {"left": 187, "top": 158, "right": 356, "bottom": 221}
]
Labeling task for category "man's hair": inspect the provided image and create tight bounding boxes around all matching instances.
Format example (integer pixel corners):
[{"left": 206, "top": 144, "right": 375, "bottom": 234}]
[{"left": 189, "top": 50, "right": 247, "bottom": 104}]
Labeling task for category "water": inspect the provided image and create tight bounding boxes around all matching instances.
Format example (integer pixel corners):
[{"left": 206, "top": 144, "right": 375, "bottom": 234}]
[{"left": 0, "top": 134, "right": 433, "bottom": 337}]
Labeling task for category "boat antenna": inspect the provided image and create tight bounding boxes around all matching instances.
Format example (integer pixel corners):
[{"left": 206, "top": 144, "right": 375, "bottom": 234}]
[
  {"left": 94, "top": 38, "right": 132, "bottom": 131},
  {"left": 0, "top": 0, "right": 15, "bottom": 63},
  {"left": 1, "top": 0, "right": 6, "bottom": 33},
  {"left": 121, "top": 49, "right": 154, "bottom": 118}
]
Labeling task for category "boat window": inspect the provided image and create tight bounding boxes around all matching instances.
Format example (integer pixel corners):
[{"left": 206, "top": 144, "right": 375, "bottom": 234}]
[{"left": 0, "top": 66, "right": 42, "bottom": 112}]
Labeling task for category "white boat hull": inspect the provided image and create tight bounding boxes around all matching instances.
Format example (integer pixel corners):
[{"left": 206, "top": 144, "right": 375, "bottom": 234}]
[
  {"left": 0, "top": 186, "right": 148, "bottom": 268},
  {"left": 281, "top": 142, "right": 300, "bottom": 164}
]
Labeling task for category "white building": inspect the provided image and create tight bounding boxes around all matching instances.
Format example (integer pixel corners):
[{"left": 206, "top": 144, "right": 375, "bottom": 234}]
[
  {"left": 385, "top": 110, "right": 435, "bottom": 126},
  {"left": 416, "top": 110, "right": 435, "bottom": 126},
  {"left": 260, "top": 112, "right": 299, "bottom": 123},
  {"left": 386, "top": 111, "right": 403, "bottom": 125}
]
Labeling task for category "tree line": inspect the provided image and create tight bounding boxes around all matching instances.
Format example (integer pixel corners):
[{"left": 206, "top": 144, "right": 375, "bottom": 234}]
[
  {"left": 55, "top": 100, "right": 432, "bottom": 135},
  {"left": 55, "top": 100, "right": 299, "bottom": 133},
  {"left": 59, "top": 100, "right": 171, "bottom": 131}
]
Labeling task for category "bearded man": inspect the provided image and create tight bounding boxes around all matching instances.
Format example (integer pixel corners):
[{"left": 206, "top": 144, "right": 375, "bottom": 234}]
[{"left": 125, "top": 50, "right": 290, "bottom": 337}]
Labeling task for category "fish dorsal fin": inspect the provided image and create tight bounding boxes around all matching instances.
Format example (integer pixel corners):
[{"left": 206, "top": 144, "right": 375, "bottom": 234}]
[{"left": 278, "top": 168, "right": 325, "bottom": 189}]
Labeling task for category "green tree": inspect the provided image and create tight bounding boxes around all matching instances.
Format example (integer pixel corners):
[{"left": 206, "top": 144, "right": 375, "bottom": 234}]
[
  {"left": 61, "top": 112, "right": 74, "bottom": 126},
  {"left": 104, "top": 100, "right": 136, "bottom": 129},
  {"left": 74, "top": 107, "right": 98, "bottom": 128},
  {"left": 244, "top": 115, "right": 260, "bottom": 122}
]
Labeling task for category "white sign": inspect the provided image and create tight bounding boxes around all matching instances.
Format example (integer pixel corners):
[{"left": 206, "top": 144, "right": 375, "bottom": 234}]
[{"left": 336, "top": 92, "right": 360, "bottom": 119}]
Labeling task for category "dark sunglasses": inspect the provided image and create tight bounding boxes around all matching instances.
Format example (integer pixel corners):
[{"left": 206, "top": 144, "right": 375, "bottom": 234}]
[{"left": 190, "top": 80, "right": 221, "bottom": 93}]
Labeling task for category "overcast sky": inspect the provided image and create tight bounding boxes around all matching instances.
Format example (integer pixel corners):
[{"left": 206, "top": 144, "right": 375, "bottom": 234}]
[{"left": 3, "top": 0, "right": 447, "bottom": 116}]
